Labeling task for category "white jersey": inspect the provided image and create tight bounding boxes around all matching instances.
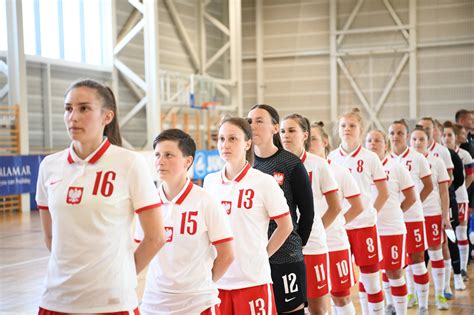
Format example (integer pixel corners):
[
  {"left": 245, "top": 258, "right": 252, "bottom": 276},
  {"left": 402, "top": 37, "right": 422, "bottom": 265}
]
[
  {"left": 391, "top": 147, "right": 430, "bottom": 222},
  {"left": 328, "top": 145, "right": 387, "bottom": 229},
  {"left": 373, "top": 157, "right": 413, "bottom": 235},
  {"left": 428, "top": 141, "right": 454, "bottom": 171},
  {"left": 325, "top": 161, "right": 360, "bottom": 251},
  {"left": 134, "top": 179, "right": 233, "bottom": 314},
  {"left": 455, "top": 147, "right": 473, "bottom": 203},
  {"left": 300, "top": 151, "right": 338, "bottom": 255},
  {"left": 35, "top": 139, "right": 160, "bottom": 313},
  {"left": 203, "top": 163, "right": 290, "bottom": 290},
  {"left": 422, "top": 154, "right": 450, "bottom": 216}
]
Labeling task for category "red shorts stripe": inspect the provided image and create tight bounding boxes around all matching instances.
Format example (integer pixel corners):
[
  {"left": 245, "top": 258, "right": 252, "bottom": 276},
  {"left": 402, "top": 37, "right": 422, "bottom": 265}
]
[
  {"left": 405, "top": 221, "right": 426, "bottom": 254},
  {"left": 219, "top": 283, "right": 276, "bottom": 315},
  {"left": 346, "top": 225, "right": 379, "bottom": 267},
  {"left": 424, "top": 215, "right": 443, "bottom": 247},
  {"left": 379, "top": 234, "right": 405, "bottom": 270},
  {"left": 458, "top": 239, "right": 469, "bottom": 245},
  {"left": 304, "top": 253, "right": 329, "bottom": 298},
  {"left": 38, "top": 205, "right": 49, "bottom": 211},
  {"left": 328, "top": 249, "right": 355, "bottom": 295}
]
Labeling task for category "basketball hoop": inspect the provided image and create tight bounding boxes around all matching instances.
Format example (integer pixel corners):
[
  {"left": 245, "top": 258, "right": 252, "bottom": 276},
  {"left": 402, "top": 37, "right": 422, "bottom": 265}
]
[{"left": 201, "top": 101, "right": 221, "bottom": 108}]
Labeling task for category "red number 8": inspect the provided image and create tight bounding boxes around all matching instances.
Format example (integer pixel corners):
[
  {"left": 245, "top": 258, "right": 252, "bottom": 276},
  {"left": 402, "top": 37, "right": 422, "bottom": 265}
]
[{"left": 356, "top": 160, "right": 364, "bottom": 173}]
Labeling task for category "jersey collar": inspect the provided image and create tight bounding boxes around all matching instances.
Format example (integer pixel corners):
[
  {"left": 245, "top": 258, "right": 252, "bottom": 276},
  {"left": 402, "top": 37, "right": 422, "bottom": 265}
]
[
  {"left": 428, "top": 141, "right": 436, "bottom": 152},
  {"left": 382, "top": 157, "right": 389, "bottom": 166},
  {"left": 67, "top": 138, "right": 111, "bottom": 164},
  {"left": 339, "top": 144, "right": 362, "bottom": 158},
  {"left": 455, "top": 146, "right": 459, "bottom": 154},
  {"left": 221, "top": 162, "right": 251, "bottom": 184},
  {"left": 391, "top": 146, "right": 410, "bottom": 159},
  {"left": 300, "top": 150, "right": 307, "bottom": 163},
  {"left": 159, "top": 178, "right": 194, "bottom": 205}
]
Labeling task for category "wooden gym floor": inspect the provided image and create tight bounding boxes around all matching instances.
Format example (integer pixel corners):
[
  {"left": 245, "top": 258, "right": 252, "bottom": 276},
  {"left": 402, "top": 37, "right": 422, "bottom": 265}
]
[{"left": 1, "top": 211, "right": 473, "bottom": 314}]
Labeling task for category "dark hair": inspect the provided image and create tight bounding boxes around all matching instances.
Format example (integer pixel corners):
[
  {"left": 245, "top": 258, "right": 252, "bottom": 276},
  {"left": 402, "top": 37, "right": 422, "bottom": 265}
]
[
  {"left": 249, "top": 104, "right": 283, "bottom": 149},
  {"left": 412, "top": 124, "right": 429, "bottom": 139},
  {"left": 311, "top": 121, "right": 331, "bottom": 156},
  {"left": 65, "top": 79, "right": 122, "bottom": 146},
  {"left": 443, "top": 121, "right": 463, "bottom": 136},
  {"left": 391, "top": 119, "right": 410, "bottom": 133},
  {"left": 455, "top": 109, "right": 470, "bottom": 123},
  {"left": 153, "top": 129, "right": 196, "bottom": 161},
  {"left": 219, "top": 116, "right": 254, "bottom": 165},
  {"left": 282, "top": 113, "right": 312, "bottom": 151},
  {"left": 419, "top": 117, "right": 434, "bottom": 126}
]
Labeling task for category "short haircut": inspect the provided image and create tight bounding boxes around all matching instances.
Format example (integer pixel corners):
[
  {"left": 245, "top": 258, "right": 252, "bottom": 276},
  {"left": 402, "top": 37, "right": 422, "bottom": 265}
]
[
  {"left": 153, "top": 128, "right": 196, "bottom": 159},
  {"left": 391, "top": 119, "right": 410, "bottom": 133},
  {"left": 455, "top": 109, "right": 470, "bottom": 123}
]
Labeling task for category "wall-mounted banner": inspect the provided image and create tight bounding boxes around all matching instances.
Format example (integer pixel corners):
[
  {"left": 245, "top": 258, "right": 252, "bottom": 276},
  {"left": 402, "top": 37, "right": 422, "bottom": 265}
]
[
  {"left": 0, "top": 155, "right": 45, "bottom": 196},
  {"left": 192, "top": 149, "right": 225, "bottom": 180}
]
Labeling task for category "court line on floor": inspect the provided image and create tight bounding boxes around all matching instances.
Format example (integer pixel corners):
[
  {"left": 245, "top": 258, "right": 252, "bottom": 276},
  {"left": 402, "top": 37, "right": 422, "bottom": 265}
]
[{"left": 0, "top": 256, "right": 49, "bottom": 270}]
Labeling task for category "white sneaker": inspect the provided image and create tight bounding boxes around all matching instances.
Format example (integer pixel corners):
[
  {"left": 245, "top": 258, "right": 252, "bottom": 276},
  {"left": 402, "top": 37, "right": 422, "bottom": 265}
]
[
  {"left": 407, "top": 293, "right": 418, "bottom": 308},
  {"left": 384, "top": 304, "right": 396, "bottom": 315},
  {"left": 454, "top": 274, "right": 466, "bottom": 291},
  {"left": 418, "top": 306, "right": 429, "bottom": 314},
  {"left": 435, "top": 295, "right": 449, "bottom": 310}
]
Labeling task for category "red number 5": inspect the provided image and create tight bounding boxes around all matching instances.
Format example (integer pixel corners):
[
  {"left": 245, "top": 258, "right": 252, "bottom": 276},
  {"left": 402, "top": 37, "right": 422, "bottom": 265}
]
[{"left": 180, "top": 211, "right": 198, "bottom": 235}]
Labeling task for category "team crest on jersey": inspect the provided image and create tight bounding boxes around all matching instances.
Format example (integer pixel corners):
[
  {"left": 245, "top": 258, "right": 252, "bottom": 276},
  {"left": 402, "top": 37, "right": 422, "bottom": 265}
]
[
  {"left": 165, "top": 227, "right": 174, "bottom": 242},
  {"left": 222, "top": 201, "right": 232, "bottom": 215},
  {"left": 273, "top": 172, "right": 284, "bottom": 186},
  {"left": 66, "top": 187, "right": 84, "bottom": 205}
]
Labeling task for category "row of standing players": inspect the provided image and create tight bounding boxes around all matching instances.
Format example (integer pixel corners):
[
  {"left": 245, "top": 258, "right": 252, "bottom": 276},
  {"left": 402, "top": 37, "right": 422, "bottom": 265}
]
[{"left": 35, "top": 79, "right": 473, "bottom": 315}]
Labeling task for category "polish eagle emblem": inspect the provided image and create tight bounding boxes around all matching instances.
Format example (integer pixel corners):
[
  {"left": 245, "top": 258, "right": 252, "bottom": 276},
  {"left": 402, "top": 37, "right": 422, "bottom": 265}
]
[{"left": 66, "top": 187, "right": 84, "bottom": 205}]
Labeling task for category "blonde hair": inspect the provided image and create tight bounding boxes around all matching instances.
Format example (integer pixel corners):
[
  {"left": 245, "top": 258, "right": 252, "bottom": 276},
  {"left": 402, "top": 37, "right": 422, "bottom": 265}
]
[
  {"left": 369, "top": 129, "right": 391, "bottom": 154},
  {"left": 338, "top": 107, "right": 364, "bottom": 133},
  {"left": 311, "top": 121, "right": 331, "bottom": 156}
]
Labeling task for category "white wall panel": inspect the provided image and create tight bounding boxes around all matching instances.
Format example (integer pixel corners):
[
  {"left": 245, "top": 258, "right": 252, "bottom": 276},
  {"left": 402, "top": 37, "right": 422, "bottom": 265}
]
[{"left": 242, "top": 0, "right": 473, "bottom": 135}]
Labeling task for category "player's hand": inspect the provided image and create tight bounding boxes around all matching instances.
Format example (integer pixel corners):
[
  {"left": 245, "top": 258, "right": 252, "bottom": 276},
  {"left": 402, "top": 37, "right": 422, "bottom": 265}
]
[{"left": 442, "top": 216, "right": 452, "bottom": 230}]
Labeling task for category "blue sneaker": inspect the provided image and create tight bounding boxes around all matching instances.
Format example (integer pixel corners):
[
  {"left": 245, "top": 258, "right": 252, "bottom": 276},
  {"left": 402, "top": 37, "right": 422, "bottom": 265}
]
[{"left": 444, "top": 289, "right": 453, "bottom": 299}]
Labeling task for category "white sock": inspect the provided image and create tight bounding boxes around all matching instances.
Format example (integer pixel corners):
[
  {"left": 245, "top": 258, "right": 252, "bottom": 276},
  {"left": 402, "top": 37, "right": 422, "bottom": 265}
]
[
  {"left": 405, "top": 265, "right": 415, "bottom": 295},
  {"left": 335, "top": 302, "right": 355, "bottom": 315},
  {"left": 382, "top": 275, "right": 393, "bottom": 305},
  {"left": 358, "top": 281, "right": 369, "bottom": 315},
  {"left": 411, "top": 262, "right": 429, "bottom": 309},
  {"left": 428, "top": 249, "right": 445, "bottom": 297},
  {"left": 457, "top": 225, "right": 469, "bottom": 270},
  {"left": 444, "top": 259, "right": 452, "bottom": 292},
  {"left": 360, "top": 272, "right": 384, "bottom": 315},
  {"left": 389, "top": 277, "right": 407, "bottom": 315}
]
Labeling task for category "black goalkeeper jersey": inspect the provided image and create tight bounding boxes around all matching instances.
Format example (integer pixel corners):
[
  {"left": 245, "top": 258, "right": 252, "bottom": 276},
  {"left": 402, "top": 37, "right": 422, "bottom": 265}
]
[{"left": 254, "top": 148, "right": 314, "bottom": 264}]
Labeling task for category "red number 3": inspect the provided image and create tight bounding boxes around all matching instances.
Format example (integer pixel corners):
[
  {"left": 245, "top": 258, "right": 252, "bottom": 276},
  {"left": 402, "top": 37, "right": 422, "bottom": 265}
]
[{"left": 356, "top": 160, "right": 364, "bottom": 173}]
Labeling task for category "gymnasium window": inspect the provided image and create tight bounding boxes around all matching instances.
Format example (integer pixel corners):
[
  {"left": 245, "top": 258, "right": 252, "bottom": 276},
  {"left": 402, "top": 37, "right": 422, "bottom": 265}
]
[{"left": 0, "top": 0, "right": 111, "bottom": 66}]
